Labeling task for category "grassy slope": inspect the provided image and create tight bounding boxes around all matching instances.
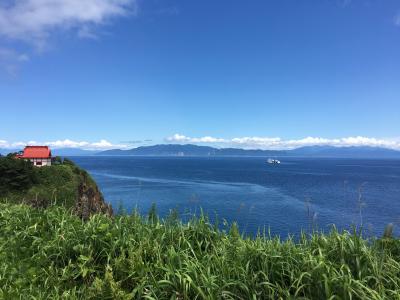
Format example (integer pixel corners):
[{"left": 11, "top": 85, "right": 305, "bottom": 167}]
[
  {"left": 1, "top": 160, "right": 98, "bottom": 208},
  {"left": 1, "top": 203, "right": 399, "bottom": 299}
]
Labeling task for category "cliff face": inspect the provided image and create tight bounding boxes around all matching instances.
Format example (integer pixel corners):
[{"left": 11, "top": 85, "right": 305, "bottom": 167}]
[
  {"left": 71, "top": 160, "right": 113, "bottom": 219},
  {"left": 74, "top": 181, "right": 113, "bottom": 220},
  {"left": 0, "top": 155, "right": 113, "bottom": 218},
  {"left": 27, "top": 178, "right": 113, "bottom": 219}
]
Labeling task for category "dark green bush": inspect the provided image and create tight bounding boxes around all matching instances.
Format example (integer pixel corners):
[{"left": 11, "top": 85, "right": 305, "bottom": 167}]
[
  {"left": 0, "top": 156, "right": 37, "bottom": 196},
  {"left": 0, "top": 157, "right": 93, "bottom": 207}
]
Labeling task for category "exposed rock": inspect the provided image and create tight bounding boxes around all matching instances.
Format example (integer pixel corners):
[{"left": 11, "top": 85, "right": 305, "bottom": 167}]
[{"left": 74, "top": 181, "right": 113, "bottom": 220}]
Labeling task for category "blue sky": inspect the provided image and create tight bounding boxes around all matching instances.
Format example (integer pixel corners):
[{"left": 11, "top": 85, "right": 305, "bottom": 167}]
[{"left": 0, "top": 0, "right": 400, "bottom": 150}]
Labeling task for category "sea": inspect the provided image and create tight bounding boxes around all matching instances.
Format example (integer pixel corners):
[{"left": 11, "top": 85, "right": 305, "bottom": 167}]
[{"left": 70, "top": 156, "right": 400, "bottom": 238}]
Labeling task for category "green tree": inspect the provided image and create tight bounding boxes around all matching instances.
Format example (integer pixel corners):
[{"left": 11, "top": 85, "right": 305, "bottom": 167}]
[{"left": 0, "top": 156, "right": 37, "bottom": 196}]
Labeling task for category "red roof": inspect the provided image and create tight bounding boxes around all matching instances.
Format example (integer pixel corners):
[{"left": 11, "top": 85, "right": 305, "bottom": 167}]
[{"left": 19, "top": 146, "right": 52, "bottom": 159}]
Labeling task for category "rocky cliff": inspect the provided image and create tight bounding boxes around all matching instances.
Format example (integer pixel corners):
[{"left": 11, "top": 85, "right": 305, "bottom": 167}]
[
  {"left": 0, "top": 155, "right": 113, "bottom": 218},
  {"left": 74, "top": 180, "right": 113, "bottom": 220}
]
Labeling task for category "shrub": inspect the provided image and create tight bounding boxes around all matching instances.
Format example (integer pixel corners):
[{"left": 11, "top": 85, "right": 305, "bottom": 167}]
[
  {"left": 0, "top": 156, "right": 37, "bottom": 196},
  {"left": 0, "top": 157, "right": 92, "bottom": 207}
]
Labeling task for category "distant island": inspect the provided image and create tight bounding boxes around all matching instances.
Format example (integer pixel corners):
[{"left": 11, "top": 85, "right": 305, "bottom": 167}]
[
  {"left": 96, "top": 144, "right": 400, "bottom": 159},
  {"left": 2, "top": 144, "right": 400, "bottom": 158}
]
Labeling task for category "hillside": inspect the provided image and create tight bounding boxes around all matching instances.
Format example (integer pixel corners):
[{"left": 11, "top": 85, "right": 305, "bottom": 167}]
[
  {"left": 0, "top": 155, "right": 112, "bottom": 218},
  {"left": 98, "top": 144, "right": 284, "bottom": 157},
  {"left": 97, "top": 144, "right": 283, "bottom": 157},
  {"left": 97, "top": 144, "right": 400, "bottom": 158},
  {"left": 99, "top": 144, "right": 219, "bottom": 156}
]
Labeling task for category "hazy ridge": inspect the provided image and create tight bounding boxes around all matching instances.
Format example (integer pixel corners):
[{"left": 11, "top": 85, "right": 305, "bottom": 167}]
[
  {"left": 96, "top": 144, "right": 400, "bottom": 158},
  {"left": 2, "top": 144, "right": 400, "bottom": 158}
]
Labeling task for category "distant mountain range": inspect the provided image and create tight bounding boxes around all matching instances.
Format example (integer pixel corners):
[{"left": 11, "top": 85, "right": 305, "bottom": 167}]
[
  {"left": 289, "top": 146, "right": 400, "bottom": 158},
  {"left": 1, "top": 144, "right": 400, "bottom": 158},
  {"left": 98, "top": 144, "right": 284, "bottom": 157},
  {"left": 97, "top": 144, "right": 400, "bottom": 159}
]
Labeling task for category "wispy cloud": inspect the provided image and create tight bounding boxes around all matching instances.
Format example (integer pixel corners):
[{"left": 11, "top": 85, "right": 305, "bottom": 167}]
[
  {"left": 395, "top": 12, "right": 400, "bottom": 26},
  {"left": 0, "top": 0, "right": 137, "bottom": 74},
  {"left": 77, "top": 26, "right": 99, "bottom": 40},
  {"left": 0, "top": 139, "right": 128, "bottom": 150},
  {"left": 0, "top": 47, "right": 29, "bottom": 76},
  {"left": 0, "top": 0, "right": 137, "bottom": 45},
  {"left": 155, "top": 6, "right": 180, "bottom": 16},
  {"left": 166, "top": 134, "right": 400, "bottom": 150}
]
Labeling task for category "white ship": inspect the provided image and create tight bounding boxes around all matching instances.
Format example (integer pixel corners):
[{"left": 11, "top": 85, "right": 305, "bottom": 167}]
[{"left": 267, "top": 158, "right": 281, "bottom": 164}]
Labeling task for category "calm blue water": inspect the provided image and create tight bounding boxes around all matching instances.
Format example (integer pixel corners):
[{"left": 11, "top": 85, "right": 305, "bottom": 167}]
[{"left": 71, "top": 156, "right": 400, "bottom": 237}]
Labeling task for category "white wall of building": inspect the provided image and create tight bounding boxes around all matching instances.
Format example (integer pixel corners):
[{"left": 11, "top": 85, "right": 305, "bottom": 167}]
[{"left": 31, "top": 158, "right": 52, "bottom": 167}]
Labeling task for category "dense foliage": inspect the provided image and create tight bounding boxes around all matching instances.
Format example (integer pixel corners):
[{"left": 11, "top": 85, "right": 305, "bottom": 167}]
[
  {"left": 0, "top": 155, "right": 37, "bottom": 195},
  {"left": 1, "top": 202, "right": 399, "bottom": 299},
  {"left": 0, "top": 156, "right": 96, "bottom": 208}
]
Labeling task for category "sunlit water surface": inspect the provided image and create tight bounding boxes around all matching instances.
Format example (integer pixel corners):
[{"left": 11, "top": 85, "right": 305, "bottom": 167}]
[{"left": 71, "top": 156, "right": 400, "bottom": 237}]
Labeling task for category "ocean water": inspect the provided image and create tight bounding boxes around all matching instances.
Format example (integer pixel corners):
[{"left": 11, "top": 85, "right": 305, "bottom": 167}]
[{"left": 71, "top": 156, "right": 400, "bottom": 237}]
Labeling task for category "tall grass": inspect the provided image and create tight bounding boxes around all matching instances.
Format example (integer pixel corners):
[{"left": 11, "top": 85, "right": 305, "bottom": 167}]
[{"left": 1, "top": 202, "right": 399, "bottom": 299}]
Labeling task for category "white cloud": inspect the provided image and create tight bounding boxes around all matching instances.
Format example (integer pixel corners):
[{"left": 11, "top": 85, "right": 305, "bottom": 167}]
[
  {"left": 3, "top": 136, "right": 400, "bottom": 151},
  {"left": 191, "top": 136, "right": 226, "bottom": 143},
  {"left": 91, "top": 139, "right": 116, "bottom": 149},
  {"left": 0, "top": 0, "right": 136, "bottom": 74},
  {"left": 166, "top": 134, "right": 400, "bottom": 150},
  {"left": 165, "top": 134, "right": 190, "bottom": 143},
  {"left": 0, "top": 139, "right": 128, "bottom": 150},
  {"left": 0, "top": 140, "right": 9, "bottom": 148},
  {"left": 165, "top": 134, "right": 226, "bottom": 143},
  {"left": 0, "top": 0, "right": 136, "bottom": 45}
]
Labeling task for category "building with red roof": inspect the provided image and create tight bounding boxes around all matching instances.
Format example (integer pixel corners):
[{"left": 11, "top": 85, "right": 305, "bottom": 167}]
[{"left": 16, "top": 146, "right": 52, "bottom": 167}]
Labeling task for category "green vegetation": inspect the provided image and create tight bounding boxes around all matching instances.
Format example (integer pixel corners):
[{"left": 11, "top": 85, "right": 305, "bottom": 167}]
[
  {"left": 0, "top": 154, "right": 37, "bottom": 195},
  {"left": 0, "top": 156, "right": 98, "bottom": 208},
  {"left": 1, "top": 202, "right": 399, "bottom": 299},
  {"left": 1, "top": 155, "right": 399, "bottom": 298}
]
